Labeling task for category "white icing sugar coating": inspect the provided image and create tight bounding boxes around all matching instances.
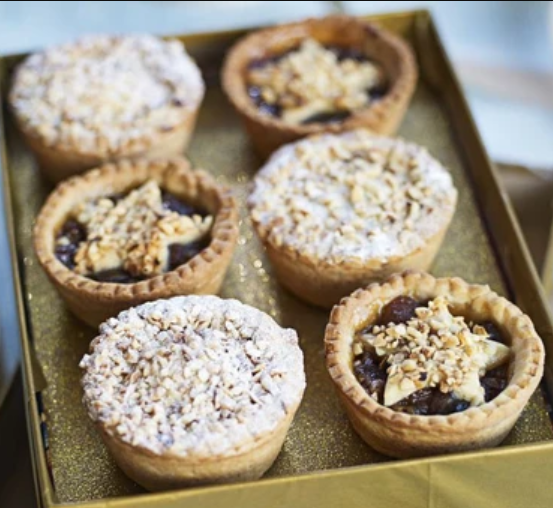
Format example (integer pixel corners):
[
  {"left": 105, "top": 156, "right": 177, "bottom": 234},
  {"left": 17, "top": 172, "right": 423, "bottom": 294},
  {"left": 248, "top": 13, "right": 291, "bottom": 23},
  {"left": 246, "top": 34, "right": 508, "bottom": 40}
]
[
  {"left": 10, "top": 34, "right": 204, "bottom": 155},
  {"left": 249, "top": 130, "right": 457, "bottom": 265},
  {"left": 80, "top": 295, "right": 305, "bottom": 457}
]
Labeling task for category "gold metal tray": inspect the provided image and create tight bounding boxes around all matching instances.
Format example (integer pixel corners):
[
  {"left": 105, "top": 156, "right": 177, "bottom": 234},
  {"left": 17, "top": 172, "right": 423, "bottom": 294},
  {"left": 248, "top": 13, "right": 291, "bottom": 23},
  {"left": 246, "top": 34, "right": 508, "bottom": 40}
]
[
  {"left": 541, "top": 198, "right": 553, "bottom": 307},
  {"left": 2, "top": 10, "right": 553, "bottom": 508}
]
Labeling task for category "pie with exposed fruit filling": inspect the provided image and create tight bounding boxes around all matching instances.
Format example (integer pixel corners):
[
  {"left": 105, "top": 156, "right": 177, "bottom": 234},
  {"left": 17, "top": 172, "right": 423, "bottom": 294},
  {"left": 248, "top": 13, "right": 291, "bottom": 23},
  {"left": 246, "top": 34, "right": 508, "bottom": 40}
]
[
  {"left": 325, "top": 272, "right": 545, "bottom": 458},
  {"left": 34, "top": 158, "right": 238, "bottom": 326},
  {"left": 222, "top": 15, "right": 418, "bottom": 157}
]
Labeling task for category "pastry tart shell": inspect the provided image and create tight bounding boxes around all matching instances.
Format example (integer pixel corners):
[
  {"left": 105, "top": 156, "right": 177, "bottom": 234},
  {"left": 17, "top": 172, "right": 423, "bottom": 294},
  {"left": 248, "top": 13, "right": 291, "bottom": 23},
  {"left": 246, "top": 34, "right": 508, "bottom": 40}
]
[
  {"left": 17, "top": 109, "right": 199, "bottom": 184},
  {"left": 324, "top": 271, "right": 545, "bottom": 458},
  {"left": 260, "top": 225, "right": 450, "bottom": 309},
  {"left": 97, "top": 407, "right": 298, "bottom": 491},
  {"left": 222, "top": 15, "right": 418, "bottom": 158},
  {"left": 33, "top": 157, "right": 239, "bottom": 327}
]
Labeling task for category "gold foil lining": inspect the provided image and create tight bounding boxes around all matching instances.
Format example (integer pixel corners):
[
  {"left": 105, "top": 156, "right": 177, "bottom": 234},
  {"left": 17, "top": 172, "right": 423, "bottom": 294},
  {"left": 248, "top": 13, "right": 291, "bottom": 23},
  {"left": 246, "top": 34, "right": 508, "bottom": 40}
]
[{"left": 4, "top": 76, "right": 553, "bottom": 504}]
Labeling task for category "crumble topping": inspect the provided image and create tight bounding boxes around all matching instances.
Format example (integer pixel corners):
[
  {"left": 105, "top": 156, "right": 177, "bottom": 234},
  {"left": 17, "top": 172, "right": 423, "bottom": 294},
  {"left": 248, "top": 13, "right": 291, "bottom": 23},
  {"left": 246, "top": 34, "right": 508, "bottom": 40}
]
[
  {"left": 354, "top": 296, "right": 510, "bottom": 407},
  {"left": 248, "top": 130, "right": 457, "bottom": 264},
  {"left": 59, "top": 180, "right": 212, "bottom": 277},
  {"left": 247, "top": 39, "right": 384, "bottom": 124},
  {"left": 80, "top": 296, "right": 306, "bottom": 456},
  {"left": 10, "top": 35, "right": 204, "bottom": 154}
]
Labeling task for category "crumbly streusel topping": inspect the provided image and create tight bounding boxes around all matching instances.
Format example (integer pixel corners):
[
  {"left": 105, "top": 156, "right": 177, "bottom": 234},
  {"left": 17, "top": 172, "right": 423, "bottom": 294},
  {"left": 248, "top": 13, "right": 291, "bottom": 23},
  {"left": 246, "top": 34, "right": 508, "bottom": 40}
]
[
  {"left": 10, "top": 35, "right": 204, "bottom": 154},
  {"left": 354, "top": 296, "right": 510, "bottom": 407},
  {"left": 249, "top": 131, "right": 457, "bottom": 264},
  {"left": 247, "top": 39, "right": 384, "bottom": 124},
  {"left": 80, "top": 296, "right": 305, "bottom": 456},
  {"left": 59, "top": 180, "right": 212, "bottom": 277}
]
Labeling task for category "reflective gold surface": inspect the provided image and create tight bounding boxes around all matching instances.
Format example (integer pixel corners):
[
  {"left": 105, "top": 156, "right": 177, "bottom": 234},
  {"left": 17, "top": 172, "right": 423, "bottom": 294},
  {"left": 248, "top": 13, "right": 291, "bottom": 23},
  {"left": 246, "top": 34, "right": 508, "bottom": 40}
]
[{"left": 2, "top": 10, "right": 553, "bottom": 507}]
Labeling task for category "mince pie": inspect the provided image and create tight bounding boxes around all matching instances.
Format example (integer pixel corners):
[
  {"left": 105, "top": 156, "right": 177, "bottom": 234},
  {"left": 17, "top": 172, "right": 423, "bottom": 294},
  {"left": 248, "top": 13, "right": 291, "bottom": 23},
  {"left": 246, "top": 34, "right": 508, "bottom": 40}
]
[
  {"left": 80, "top": 295, "right": 306, "bottom": 490},
  {"left": 222, "top": 15, "right": 417, "bottom": 157},
  {"left": 10, "top": 34, "right": 205, "bottom": 182},
  {"left": 34, "top": 157, "right": 238, "bottom": 327},
  {"left": 248, "top": 130, "right": 457, "bottom": 308},
  {"left": 325, "top": 271, "right": 545, "bottom": 458}
]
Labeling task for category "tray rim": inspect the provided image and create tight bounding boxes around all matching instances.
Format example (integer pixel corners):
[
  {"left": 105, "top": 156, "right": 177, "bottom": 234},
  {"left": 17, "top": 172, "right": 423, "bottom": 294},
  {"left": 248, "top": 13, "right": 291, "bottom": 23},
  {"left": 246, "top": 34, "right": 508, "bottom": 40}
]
[
  {"left": 0, "top": 61, "right": 47, "bottom": 508},
  {"left": 541, "top": 218, "right": 553, "bottom": 299},
  {"left": 2, "top": 8, "right": 553, "bottom": 508}
]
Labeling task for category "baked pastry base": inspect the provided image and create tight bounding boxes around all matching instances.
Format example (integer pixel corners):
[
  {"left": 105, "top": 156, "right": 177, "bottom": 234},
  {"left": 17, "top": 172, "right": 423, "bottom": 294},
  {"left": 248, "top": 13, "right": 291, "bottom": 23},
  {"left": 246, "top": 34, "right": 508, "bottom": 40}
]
[
  {"left": 325, "top": 271, "right": 545, "bottom": 458},
  {"left": 264, "top": 226, "right": 449, "bottom": 309},
  {"left": 99, "top": 409, "right": 296, "bottom": 491},
  {"left": 19, "top": 110, "right": 198, "bottom": 183}
]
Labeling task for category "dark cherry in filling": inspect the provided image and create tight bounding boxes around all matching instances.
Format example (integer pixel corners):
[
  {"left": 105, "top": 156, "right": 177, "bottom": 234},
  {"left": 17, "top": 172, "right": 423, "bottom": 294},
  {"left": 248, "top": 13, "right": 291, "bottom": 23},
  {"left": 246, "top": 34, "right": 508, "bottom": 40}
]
[
  {"left": 247, "top": 45, "right": 389, "bottom": 124},
  {"left": 54, "top": 191, "right": 210, "bottom": 283},
  {"left": 379, "top": 295, "right": 419, "bottom": 325},
  {"left": 353, "top": 296, "right": 509, "bottom": 416}
]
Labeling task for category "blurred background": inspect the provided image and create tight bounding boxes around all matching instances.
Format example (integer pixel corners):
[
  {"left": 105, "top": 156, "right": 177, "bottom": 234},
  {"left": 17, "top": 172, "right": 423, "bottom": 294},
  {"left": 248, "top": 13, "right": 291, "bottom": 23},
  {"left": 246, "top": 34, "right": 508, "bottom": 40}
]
[
  {"left": 1, "top": 2, "right": 553, "bottom": 506},
  {"left": 1, "top": 1, "right": 553, "bottom": 166}
]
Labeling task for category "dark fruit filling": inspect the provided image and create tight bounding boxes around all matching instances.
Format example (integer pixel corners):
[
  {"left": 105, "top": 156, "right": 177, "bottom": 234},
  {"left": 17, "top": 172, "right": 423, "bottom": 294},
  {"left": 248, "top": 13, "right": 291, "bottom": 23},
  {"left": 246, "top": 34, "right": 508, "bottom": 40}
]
[
  {"left": 247, "top": 44, "right": 389, "bottom": 123},
  {"left": 161, "top": 191, "right": 209, "bottom": 218},
  {"left": 54, "top": 219, "right": 87, "bottom": 270},
  {"left": 379, "top": 295, "right": 419, "bottom": 325},
  {"left": 353, "top": 296, "right": 509, "bottom": 416},
  {"left": 54, "top": 191, "right": 210, "bottom": 283},
  {"left": 247, "top": 85, "right": 282, "bottom": 118}
]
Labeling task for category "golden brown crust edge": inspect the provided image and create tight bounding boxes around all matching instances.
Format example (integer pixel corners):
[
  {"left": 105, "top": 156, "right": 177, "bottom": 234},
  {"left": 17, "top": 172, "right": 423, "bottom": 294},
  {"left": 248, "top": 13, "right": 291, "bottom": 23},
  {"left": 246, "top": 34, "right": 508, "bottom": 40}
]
[
  {"left": 222, "top": 15, "right": 418, "bottom": 158},
  {"left": 98, "top": 403, "right": 298, "bottom": 491},
  {"left": 17, "top": 109, "right": 199, "bottom": 183},
  {"left": 251, "top": 204, "right": 455, "bottom": 310},
  {"left": 33, "top": 157, "right": 239, "bottom": 327},
  {"left": 324, "top": 271, "right": 545, "bottom": 458}
]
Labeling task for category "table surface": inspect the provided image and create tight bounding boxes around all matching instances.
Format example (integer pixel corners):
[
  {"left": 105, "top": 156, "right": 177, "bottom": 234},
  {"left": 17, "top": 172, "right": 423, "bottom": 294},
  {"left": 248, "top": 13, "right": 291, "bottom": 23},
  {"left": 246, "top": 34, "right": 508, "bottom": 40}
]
[{"left": 2, "top": 2, "right": 553, "bottom": 506}]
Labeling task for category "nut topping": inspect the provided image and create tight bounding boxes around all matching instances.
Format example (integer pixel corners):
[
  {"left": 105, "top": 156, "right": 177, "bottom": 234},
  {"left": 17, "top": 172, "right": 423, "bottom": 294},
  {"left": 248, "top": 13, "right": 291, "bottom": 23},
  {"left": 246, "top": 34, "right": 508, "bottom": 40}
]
[
  {"left": 80, "top": 296, "right": 306, "bottom": 456},
  {"left": 249, "top": 131, "right": 458, "bottom": 264},
  {"left": 247, "top": 39, "right": 385, "bottom": 124},
  {"left": 10, "top": 35, "right": 204, "bottom": 154},
  {"left": 356, "top": 296, "right": 510, "bottom": 407},
  {"left": 63, "top": 181, "right": 212, "bottom": 278}
]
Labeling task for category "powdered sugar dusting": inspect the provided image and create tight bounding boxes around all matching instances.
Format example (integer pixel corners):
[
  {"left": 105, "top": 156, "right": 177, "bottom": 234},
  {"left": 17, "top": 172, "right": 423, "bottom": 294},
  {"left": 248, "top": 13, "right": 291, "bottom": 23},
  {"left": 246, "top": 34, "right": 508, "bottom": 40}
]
[
  {"left": 249, "top": 130, "right": 457, "bottom": 264},
  {"left": 10, "top": 34, "right": 204, "bottom": 155},
  {"left": 80, "top": 295, "right": 305, "bottom": 457}
]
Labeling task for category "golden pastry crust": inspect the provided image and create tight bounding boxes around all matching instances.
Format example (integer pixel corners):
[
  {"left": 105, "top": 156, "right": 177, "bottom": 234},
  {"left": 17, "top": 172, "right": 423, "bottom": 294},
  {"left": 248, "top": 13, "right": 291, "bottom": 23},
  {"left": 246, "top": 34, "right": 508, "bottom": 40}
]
[
  {"left": 222, "top": 15, "right": 418, "bottom": 158},
  {"left": 18, "top": 112, "right": 198, "bottom": 183},
  {"left": 262, "top": 225, "right": 448, "bottom": 309},
  {"left": 98, "top": 410, "right": 296, "bottom": 490},
  {"left": 325, "top": 271, "right": 545, "bottom": 458},
  {"left": 33, "top": 158, "right": 239, "bottom": 327}
]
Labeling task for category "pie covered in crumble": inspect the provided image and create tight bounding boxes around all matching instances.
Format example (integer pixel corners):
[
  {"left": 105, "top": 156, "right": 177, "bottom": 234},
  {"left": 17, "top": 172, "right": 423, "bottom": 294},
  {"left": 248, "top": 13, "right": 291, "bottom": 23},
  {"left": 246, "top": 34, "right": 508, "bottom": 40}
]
[
  {"left": 10, "top": 34, "right": 205, "bottom": 181},
  {"left": 80, "top": 295, "right": 306, "bottom": 490},
  {"left": 248, "top": 130, "right": 457, "bottom": 308}
]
